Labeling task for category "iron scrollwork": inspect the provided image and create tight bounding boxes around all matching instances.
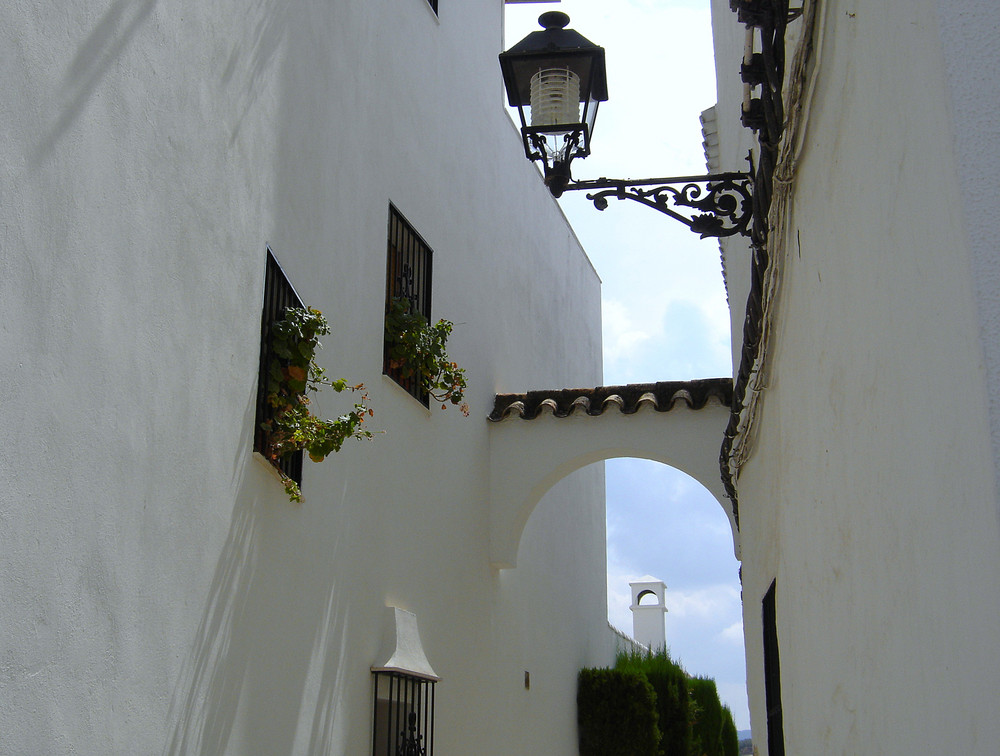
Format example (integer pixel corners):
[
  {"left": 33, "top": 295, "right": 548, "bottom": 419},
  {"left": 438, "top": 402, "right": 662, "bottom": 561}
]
[
  {"left": 562, "top": 173, "right": 754, "bottom": 238},
  {"left": 398, "top": 712, "right": 426, "bottom": 756}
]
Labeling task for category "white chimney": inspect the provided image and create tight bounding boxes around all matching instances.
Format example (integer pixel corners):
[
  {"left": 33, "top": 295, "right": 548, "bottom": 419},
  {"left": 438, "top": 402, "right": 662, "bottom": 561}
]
[{"left": 629, "top": 579, "right": 667, "bottom": 651}]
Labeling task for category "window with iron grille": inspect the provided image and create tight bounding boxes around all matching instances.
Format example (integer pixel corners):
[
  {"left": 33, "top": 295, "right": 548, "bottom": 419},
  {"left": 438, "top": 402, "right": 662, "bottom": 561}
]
[
  {"left": 254, "top": 247, "right": 305, "bottom": 486},
  {"left": 763, "top": 580, "right": 785, "bottom": 756},
  {"left": 383, "top": 204, "right": 433, "bottom": 407},
  {"left": 372, "top": 671, "right": 436, "bottom": 756}
]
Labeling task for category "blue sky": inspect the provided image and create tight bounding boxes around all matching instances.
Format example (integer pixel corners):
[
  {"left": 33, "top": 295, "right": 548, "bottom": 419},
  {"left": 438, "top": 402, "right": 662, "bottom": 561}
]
[{"left": 503, "top": 0, "right": 750, "bottom": 729}]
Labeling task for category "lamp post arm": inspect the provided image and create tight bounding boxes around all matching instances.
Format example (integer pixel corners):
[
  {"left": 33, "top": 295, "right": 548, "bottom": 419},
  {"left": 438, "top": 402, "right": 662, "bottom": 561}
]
[{"left": 561, "top": 172, "right": 754, "bottom": 238}]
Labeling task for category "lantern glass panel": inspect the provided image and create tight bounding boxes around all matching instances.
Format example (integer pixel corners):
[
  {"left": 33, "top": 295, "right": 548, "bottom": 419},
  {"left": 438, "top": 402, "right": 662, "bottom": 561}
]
[
  {"left": 529, "top": 68, "right": 581, "bottom": 128},
  {"left": 499, "top": 13, "right": 608, "bottom": 178}
]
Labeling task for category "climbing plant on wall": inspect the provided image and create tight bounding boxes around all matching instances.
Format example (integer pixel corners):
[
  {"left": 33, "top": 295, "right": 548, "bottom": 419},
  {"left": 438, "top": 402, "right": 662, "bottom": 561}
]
[
  {"left": 384, "top": 296, "right": 469, "bottom": 415},
  {"left": 261, "top": 306, "right": 373, "bottom": 502}
]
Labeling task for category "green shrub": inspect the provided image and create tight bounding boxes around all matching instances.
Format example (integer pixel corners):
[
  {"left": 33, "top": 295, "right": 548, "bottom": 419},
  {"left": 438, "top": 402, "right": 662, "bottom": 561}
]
[
  {"left": 384, "top": 296, "right": 468, "bottom": 414},
  {"left": 616, "top": 649, "right": 693, "bottom": 756},
  {"left": 689, "top": 676, "right": 723, "bottom": 756},
  {"left": 261, "top": 307, "right": 373, "bottom": 501},
  {"left": 720, "top": 706, "right": 739, "bottom": 756},
  {"left": 578, "top": 668, "right": 660, "bottom": 756}
]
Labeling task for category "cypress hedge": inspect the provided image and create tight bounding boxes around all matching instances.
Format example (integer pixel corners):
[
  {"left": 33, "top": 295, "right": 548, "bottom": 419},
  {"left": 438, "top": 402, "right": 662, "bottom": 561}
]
[
  {"left": 577, "top": 668, "right": 660, "bottom": 756},
  {"left": 720, "top": 705, "right": 739, "bottom": 756},
  {"left": 689, "top": 676, "right": 723, "bottom": 756},
  {"left": 616, "top": 649, "right": 692, "bottom": 756},
  {"left": 581, "top": 649, "right": 734, "bottom": 756}
]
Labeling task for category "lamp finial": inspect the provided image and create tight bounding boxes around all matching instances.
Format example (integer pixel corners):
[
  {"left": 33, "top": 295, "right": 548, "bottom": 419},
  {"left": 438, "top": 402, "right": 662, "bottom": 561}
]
[{"left": 538, "top": 11, "right": 570, "bottom": 30}]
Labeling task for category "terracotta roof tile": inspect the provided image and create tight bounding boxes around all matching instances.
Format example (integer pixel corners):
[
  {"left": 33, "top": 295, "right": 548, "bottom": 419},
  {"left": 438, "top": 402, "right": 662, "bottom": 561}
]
[{"left": 488, "top": 378, "right": 733, "bottom": 421}]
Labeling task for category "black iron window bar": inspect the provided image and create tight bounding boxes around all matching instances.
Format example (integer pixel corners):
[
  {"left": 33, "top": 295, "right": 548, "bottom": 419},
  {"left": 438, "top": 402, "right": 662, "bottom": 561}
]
[
  {"left": 372, "top": 671, "right": 436, "bottom": 756},
  {"left": 255, "top": 247, "right": 305, "bottom": 486},
  {"left": 384, "top": 204, "right": 434, "bottom": 407}
]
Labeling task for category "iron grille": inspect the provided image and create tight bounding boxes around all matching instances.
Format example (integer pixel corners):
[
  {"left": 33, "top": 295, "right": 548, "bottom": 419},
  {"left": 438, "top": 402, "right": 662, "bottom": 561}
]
[
  {"left": 384, "top": 204, "right": 433, "bottom": 406},
  {"left": 254, "top": 247, "right": 305, "bottom": 485},
  {"left": 763, "top": 581, "right": 785, "bottom": 756},
  {"left": 372, "top": 671, "right": 436, "bottom": 756}
]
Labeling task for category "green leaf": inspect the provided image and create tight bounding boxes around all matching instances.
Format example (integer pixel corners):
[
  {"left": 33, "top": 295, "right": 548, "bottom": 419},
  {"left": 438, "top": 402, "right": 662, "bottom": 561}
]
[{"left": 262, "top": 306, "right": 376, "bottom": 502}]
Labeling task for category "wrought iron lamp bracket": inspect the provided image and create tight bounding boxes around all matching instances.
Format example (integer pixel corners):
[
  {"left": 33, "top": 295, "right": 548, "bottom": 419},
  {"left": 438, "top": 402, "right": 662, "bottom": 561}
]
[{"left": 561, "top": 172, "right": 754, "bottom": 239}]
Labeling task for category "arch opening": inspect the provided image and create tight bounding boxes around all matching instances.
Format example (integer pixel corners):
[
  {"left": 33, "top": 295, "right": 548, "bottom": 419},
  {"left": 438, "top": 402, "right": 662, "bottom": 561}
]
[
  {"left": 491, "top": 442, "right": 739, "bottom": 570},
  {"left": 636, "top": 590, "right": 659, "bottom": 606},
  {"left": 511, "top": 454, "right": 749, "bottom": 729},
  {"left": 602, "top": 457, "right": 749, "bottom": 732},
  {"left": 488, "top": 394, "right": 736, "bottom": 570}
]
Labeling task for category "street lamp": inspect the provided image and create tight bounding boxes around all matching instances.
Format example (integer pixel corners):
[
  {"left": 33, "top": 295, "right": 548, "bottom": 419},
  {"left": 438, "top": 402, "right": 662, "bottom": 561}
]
[
  {"left": 499, "top": 12, "right": 753, "bottom": 239},
  {"left": 498, "top": 11, "right": 607, "bottom": 198}
]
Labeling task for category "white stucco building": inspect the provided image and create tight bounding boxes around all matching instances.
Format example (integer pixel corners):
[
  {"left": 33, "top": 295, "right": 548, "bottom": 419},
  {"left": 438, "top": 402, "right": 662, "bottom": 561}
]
[
  {"left": 709, "top": 1, "right": 1000, "bottom": 753},
  {"left": 0, "top": 2, "right": 621, "bottom": 753},
  {"left": 7, "top": 1, "right": 1000, "bottom": 754}
]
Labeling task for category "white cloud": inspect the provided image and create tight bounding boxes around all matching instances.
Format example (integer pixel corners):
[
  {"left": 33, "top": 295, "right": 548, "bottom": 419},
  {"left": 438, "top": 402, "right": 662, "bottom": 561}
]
[
  {"left": 665, "top": 584, "right": 741, "bottom": 621},
  {"left": 719, "top": 620, "right": 746, "bottom": 645},
  {"left": 602, "top": 298, "right": 657, "bottom": 368}
]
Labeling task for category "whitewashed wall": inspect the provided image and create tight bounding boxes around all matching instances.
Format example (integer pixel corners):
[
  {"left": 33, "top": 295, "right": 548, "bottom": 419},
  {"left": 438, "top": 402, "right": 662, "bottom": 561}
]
[
  {"left": 0, "top": 1, "right": 609, "bottom": 753},
  {"left": 711, "top": 1, "right": 1000, "bottom": 753}
]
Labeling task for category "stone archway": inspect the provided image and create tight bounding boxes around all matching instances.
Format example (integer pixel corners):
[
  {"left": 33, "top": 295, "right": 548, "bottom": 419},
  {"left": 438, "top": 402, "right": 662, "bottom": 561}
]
[{"left": 487, "top": 379, "right": 735, "bottom": 569}]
